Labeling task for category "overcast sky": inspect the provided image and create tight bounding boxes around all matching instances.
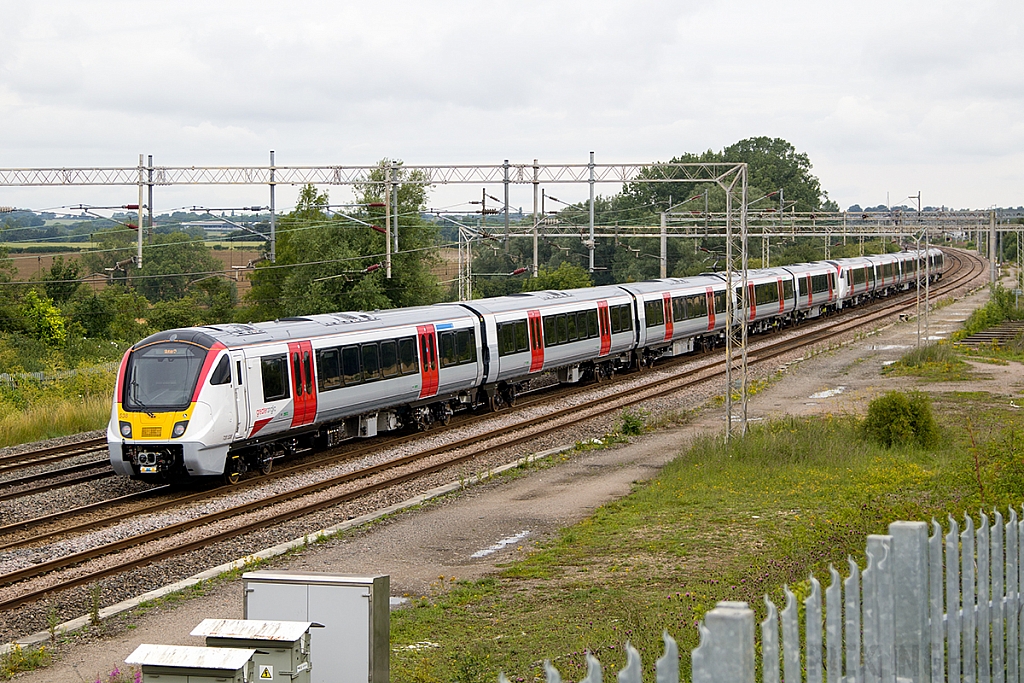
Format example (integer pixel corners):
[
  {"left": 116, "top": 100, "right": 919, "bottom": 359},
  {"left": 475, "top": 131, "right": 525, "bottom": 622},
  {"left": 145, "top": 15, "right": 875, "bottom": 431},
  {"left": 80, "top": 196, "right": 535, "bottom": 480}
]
[{"left": 0, "top": 0, "right": 1021, "bottom": 214}]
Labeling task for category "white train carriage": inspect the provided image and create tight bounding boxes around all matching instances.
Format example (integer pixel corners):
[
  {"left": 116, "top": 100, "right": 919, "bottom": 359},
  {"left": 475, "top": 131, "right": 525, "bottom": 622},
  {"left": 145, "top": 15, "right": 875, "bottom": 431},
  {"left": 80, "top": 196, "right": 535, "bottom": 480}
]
[
  {"left": 109, "top": 306, "right": 484, "bottom": 482},
  {"left": 459, "top": 285, "right": 637, "bottom": 395},
  {"left": 781, "top": 262, "right": 839, "bottom": 319},
  {"left": 864, "top": 253, "right": 904, "bottom": 296},
  {"left": 827, "top": 257, "right": 877, "bottom": 308},
  {"left": 723, "top": 267, "right": 798, "bottom": 333},
  {"left": 620, "top": 276, "right": 734, "bottom": 366}
]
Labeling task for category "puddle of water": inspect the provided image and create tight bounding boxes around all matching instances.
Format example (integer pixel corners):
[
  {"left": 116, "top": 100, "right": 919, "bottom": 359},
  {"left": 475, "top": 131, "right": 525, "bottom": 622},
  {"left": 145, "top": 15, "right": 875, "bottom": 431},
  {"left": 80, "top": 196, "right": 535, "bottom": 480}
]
[
  {"left": 809, "top": 386, "right": 846, "bottom": 399},
  {"left": 471, "top": 530, "right": 530, "bottom": 558}
]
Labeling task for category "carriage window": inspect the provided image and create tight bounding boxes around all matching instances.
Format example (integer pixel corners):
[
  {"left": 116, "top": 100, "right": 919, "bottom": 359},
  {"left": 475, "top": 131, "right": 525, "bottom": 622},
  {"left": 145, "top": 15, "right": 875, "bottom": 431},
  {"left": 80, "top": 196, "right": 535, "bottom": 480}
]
[
  {"left": 783, "top": 280, "right": 793, "bottom": 299},
  {"left": 514, "top": 320, "right": 529, "bottom": 351},
  {"left": 566, "top": 313, "right": 578, "bottom": 341},
  {"left": 210, "top": 355, "right": 231, "bottom": 386},
  {"left": 342, "top": 346, "right": 361, "bottom": 385},
  {"left": 456, "top": 329, "right": 475, "bottom": 363},
  {"left": 261, "top": 355, "right": 289, "bottom": 402},
  {"left": 712, "top": 291, "right": 726, "bottom": 313},
  {"left": 362, "top": 343, "right": 381, "bottom": 380},
  {"left": 686, "top": 294, "right": 706, "bottom": 319},
  {"left": 398, "top": 337, "right": 418, "bottom": 375},
  {"left": 292, "top": 353, "right": 303, "bottom": 397},
  {"left": 498, "top": 323, "right": 514, "bottom": 356},
  {"left": 303, "top": 351, "right": 312, "bottom": 394},
  {"left": 543, "top": 316, "right": 556, "bottom": 346},
  {"left": 586, "top": 309, "right": 598, "bottom": 338},
  {"left": 317, "top": 348, "right": 342, "bottom": 390},
  {"left": 645, "top": 300, "right": 664, "bottom": 327},
  {"left": 554, "top": 314, "right": 567, "bottom": 344},
  {"left": 380, "top": 340, "right": 399, "bottom": 378},
  {"left": 439, "top": 332, "right": 456, "bottom": 367},
  {"left": 672, "top": 297, "right": 686, "bottom": 322},
  {"left": 620, "top": 305, "right": 630, "bottom": 332}
]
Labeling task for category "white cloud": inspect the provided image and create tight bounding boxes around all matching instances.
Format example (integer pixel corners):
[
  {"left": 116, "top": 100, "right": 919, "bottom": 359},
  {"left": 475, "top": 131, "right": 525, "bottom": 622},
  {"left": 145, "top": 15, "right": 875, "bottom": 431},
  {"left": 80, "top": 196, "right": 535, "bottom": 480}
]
[{"left": 0, "top": 0, "right": 1021, "bottom": 210}]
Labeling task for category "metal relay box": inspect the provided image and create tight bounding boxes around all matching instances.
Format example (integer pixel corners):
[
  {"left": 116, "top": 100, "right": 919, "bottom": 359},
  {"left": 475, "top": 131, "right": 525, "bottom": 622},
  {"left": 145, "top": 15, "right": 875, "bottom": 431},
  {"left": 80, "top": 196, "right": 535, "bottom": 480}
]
[
  {"left": 242, "top": 571, "right": 389, "bottom": 683},
  {"left": 126, "top": 643, "right": 257, "bottom": 683},
  {"left": 191, "top": 619, "right": 316, "bottom": 683}
]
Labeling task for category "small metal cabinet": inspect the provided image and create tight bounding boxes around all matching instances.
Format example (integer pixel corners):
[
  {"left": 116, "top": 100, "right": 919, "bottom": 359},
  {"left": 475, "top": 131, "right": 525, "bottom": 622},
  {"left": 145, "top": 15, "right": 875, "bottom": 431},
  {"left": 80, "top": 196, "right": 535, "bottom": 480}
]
[
  {"left": 191, "top": 619, "right": 315, "bottom": 683},
  {"left": 242, "top": 571, "right": 389, "bottom": 683},
  {"left": 126, "top": 643, "right": 257, "bottom": 683}
]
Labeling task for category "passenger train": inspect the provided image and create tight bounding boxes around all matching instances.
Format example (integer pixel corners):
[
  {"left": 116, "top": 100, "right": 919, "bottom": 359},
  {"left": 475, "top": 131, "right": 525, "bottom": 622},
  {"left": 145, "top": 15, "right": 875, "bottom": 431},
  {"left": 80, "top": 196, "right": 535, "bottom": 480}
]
[{"left": 108, "top": 248, "right": 945, "bottom": 483}]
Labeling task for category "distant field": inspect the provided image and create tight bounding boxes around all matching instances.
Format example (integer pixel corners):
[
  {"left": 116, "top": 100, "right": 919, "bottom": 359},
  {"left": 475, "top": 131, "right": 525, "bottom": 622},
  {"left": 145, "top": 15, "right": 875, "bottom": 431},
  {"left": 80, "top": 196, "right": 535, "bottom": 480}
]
[{"left": 4, "top": 246, "right": 263, "bottom": 295}]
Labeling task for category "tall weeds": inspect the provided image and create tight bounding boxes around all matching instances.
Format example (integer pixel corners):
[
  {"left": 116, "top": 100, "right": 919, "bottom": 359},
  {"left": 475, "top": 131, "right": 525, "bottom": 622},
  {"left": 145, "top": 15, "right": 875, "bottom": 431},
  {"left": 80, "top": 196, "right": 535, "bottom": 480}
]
[{"left": 0, "top": 394, "right": 111, "bottom": 447}]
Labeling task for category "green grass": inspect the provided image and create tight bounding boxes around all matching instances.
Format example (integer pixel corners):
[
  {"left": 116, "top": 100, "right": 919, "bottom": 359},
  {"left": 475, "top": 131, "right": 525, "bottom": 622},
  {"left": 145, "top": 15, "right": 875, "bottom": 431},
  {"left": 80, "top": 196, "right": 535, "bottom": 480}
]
[
  {"left": 0, "top": 645, "right": 50, "bottom": 679},
  {"left": 883, "top": 343, "right": 975, "bottom": 382},
  {"left": 0, "top": 394, "right": 111, "bottom": 447},
  {"left": 390, "top": 396, "right": 1023, "bottom": 683},
  {"left": 0, "top": 364, "right": 116, "bottom": 446}
]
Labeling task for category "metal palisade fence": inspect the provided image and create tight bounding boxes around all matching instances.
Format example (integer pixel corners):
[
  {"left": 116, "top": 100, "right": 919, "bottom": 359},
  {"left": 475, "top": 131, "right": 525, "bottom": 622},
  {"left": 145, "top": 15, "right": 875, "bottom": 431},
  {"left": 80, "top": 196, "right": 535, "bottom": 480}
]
[{"left": 500, "top": 508, "right": 1024, "bottom": 683}]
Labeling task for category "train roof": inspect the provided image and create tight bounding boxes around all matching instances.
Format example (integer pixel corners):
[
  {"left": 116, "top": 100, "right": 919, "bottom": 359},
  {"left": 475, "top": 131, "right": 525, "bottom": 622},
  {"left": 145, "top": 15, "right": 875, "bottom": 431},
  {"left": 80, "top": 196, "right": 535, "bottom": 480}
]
[
  {"left": 617, "top": 275, "right": 725, "bottom": 295},
  {"left": 135, "top": 305, "right": 478, "bottom": 350},
  {"left": 456, "top": 284, "right": 633, "bottom": 315}
]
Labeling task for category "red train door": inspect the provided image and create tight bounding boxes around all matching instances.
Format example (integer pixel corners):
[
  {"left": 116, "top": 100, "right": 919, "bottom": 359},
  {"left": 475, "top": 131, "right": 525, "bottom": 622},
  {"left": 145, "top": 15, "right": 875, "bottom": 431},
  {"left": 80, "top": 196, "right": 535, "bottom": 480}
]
[
  {"left": 597, "top": 301, "right": 612, "bottom": 356},
  {"left": 705, "top": 287, "right": 716, "bottom": 331},
  {"left": 747, "top": 282, "right": 756, "bottom": 321},
  {"left": 662, "top": 293, "right": 673, "bottom": 341},
  {"left": 288, "top": 340, "right": 316, "bottom": 427},
  {"left": 527, "top": 309, "right": 545, "bottom": 371},
  {"left": 805, "top": 274, "right": 813, "bottom": 306},
  {"left": 777, "top": 278, "right": 785, "bottom": 313},
  {"left": 417, "top": 325, "right": 439, "bottom": 398}
]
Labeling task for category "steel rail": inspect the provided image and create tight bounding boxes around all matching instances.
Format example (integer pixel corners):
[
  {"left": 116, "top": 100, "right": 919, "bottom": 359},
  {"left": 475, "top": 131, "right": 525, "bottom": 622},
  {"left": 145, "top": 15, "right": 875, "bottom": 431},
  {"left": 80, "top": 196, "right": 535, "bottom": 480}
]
[{"left": 0, "top": 438, "right": 106, "bottom": 473}]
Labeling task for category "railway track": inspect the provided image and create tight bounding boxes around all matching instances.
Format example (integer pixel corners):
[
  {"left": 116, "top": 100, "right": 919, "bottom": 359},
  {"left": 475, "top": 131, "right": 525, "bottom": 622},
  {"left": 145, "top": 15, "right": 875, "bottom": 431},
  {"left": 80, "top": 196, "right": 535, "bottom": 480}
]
[
  {"left": 0, "top": 437, "right": 106, "bottom": 476},
  {"left": 0, "top": 248, "right": 986, "bottom": 615}
]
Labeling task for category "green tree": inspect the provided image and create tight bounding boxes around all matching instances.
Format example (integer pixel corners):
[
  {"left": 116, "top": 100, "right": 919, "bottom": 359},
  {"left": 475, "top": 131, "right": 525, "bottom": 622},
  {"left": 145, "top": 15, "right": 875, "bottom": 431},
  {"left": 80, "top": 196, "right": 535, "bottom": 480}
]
[
  {"left": 43, "top": 255, "right": 82, "bottom": 303},
  {"left": 80, "top": 226, "right": 137, "bottom": 284},
  {"left": 22, "top": 289, "right": 67, "bottom": 346},
  {"left": 522, "top": 262, "right": 593, "bottom": 291},
  {"left": 247, "top": 164, "right": 443, "bottom": 318},
  {"left": 135, "top": 232, "right": 222, "bottom": 303},
  {"left": 148, "top": 295, "right": 207, "bottom": 330},
  {"left": 65, "top": 292, "right": 117, "bottom": 339}
]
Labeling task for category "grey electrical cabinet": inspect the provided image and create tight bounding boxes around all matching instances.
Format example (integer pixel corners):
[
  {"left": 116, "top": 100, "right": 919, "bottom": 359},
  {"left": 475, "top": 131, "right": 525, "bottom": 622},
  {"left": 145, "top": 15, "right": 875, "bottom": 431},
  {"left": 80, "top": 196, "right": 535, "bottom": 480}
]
[
  {"left": 191, "top": 619, "right": 316, "bottom": 683},
  {"left": 126, "top": 643, "right": 256, "bottom": 683},
  {"left": 242, "top": 571, "right": 389, "bottom": 683}
]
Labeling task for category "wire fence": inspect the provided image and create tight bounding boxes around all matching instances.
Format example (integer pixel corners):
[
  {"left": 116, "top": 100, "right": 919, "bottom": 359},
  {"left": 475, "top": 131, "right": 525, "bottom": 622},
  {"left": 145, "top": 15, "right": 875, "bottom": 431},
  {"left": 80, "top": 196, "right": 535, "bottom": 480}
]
[
  {"left": 0, "top": 362, "right": 117, "bottom": 389},
  {"left": 505, "top": 507, "right": 1024, "bottom": 683}
]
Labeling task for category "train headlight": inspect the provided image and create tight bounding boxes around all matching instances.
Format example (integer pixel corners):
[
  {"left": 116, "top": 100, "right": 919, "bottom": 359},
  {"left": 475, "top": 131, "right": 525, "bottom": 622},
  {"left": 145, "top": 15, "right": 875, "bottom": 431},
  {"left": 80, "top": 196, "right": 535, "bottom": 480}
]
[
  {"left": 171, "top": 421, "right": 189, "bottom": 438},
  {"left": 119, "top": 421, "right": 132, "bottom": 438}
]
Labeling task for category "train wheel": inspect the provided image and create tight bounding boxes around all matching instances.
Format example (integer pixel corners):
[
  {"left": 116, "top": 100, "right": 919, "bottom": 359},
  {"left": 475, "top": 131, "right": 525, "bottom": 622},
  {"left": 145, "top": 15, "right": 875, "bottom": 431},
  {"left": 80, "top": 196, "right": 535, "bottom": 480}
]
[
  {"left": 503, "top": 385, "right": 517, "bottom": 407},
  {"left": 258, "top": 447, "right": 274, "bottom": 475},
  {"left": 489, "top": 391, "right": 505, "bottom": 412},
  {"left": 435, "top": 403, "right": 453, "bottom": 426},
  {"left": 223, "top": 456, "right": 244, "bottom": 485}
]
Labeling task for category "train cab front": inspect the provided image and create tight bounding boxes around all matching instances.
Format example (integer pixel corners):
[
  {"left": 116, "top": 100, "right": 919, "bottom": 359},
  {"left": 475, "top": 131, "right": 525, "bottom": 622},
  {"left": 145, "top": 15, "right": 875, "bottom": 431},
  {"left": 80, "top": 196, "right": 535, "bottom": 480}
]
[{"left": 108, "top": 330, "right": 222, "bottom": 483}]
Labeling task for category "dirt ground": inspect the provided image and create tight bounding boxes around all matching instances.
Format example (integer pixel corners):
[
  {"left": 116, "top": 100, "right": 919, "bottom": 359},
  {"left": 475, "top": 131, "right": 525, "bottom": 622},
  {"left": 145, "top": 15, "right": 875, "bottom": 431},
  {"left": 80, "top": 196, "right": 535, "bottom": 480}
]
[{"left": 12, "top": 273, "right": 1013, "bottom": 683}]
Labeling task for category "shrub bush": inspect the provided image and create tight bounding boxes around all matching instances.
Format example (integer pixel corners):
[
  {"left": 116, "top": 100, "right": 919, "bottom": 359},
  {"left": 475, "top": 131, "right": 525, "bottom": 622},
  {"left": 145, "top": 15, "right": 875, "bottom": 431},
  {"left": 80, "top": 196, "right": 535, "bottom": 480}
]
[{"left": 861, "top": 390, "right": 938, "bottom": 448}]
